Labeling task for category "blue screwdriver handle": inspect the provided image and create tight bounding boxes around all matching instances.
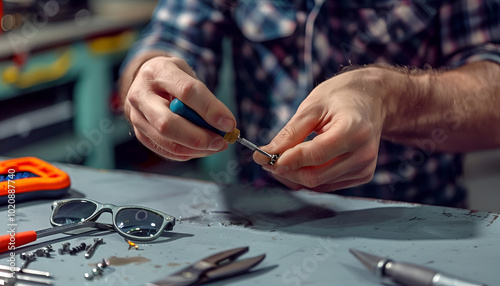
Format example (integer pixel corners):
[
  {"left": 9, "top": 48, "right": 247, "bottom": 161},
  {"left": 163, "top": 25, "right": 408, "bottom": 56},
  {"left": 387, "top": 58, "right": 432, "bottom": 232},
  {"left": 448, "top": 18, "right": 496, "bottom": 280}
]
[{"left": 170, "top": 98, "right": 226, "bottom": 137}]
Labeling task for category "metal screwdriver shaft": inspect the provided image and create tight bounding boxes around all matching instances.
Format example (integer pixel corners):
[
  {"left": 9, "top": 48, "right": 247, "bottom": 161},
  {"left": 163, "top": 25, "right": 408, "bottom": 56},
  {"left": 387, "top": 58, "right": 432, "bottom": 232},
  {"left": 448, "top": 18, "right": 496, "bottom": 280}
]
[
  {"left": 170, "top": 99, "right": 280, "bottom": 165},
  {"left": 237, "top": 137, "right": 272, "bottom": 158},
  {"left": 237, "top": 137, "right": 280, "bottom": 165}
]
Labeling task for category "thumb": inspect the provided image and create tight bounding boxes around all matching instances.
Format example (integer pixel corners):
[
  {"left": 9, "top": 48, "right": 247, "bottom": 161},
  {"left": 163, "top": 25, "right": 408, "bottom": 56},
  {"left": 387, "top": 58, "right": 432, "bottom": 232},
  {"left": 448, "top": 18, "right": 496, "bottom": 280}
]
[{"left": 254, "top": 110, "right": 318, "bottom": 165}]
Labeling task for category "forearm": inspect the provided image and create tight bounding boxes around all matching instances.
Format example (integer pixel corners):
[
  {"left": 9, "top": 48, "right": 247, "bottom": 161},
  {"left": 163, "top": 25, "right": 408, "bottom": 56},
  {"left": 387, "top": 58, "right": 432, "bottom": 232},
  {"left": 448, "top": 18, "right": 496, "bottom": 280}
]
[{"left": 380, "top": 61, "right": 500, "bottom": 152}]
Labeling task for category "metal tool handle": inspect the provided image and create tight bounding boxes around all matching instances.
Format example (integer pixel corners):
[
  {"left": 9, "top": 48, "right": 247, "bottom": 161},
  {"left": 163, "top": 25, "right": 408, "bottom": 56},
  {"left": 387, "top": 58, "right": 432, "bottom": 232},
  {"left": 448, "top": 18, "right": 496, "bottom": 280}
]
[{"left": 432, "top": 273, "right": 488, "bottom": 286}]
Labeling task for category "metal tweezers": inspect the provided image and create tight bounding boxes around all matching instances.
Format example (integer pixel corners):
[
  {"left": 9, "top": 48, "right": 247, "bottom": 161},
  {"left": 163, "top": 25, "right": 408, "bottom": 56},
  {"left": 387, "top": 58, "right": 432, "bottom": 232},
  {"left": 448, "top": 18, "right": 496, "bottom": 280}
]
[{"left": 147, "top": 246, "right": 265, "bottom": 286}]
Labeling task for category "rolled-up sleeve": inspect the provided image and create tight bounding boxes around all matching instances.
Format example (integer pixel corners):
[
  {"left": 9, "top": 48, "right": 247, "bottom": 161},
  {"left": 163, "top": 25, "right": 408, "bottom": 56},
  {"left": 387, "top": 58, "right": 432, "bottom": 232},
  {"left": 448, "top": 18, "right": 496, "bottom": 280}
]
[
  {"left": 440, "top": 0, "right": 500, "bottom": 67},
  {"left": 122, "top": 0, "right": 231, "bottom": 90}
]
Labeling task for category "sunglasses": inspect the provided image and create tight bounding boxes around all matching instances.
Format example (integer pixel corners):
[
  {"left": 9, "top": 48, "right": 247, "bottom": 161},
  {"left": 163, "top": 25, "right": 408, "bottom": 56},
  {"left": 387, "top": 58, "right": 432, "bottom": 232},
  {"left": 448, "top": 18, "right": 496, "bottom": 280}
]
[{"left": 50, "top": 198, "right": 176, "bottom": 241}]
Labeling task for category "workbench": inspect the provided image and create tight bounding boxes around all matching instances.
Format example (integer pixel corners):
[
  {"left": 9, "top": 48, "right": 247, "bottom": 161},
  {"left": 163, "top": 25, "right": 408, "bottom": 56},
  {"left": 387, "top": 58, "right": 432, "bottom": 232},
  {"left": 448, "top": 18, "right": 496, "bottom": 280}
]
[{"left": 1, "top": 161, "right": 499, "bottom": 285}]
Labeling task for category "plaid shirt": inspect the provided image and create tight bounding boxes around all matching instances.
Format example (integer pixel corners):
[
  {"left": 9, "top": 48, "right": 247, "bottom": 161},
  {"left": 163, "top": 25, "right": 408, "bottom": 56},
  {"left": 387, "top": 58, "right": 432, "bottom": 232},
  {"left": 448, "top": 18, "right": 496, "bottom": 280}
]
[{"left": 125, "top": 0, "right": 500, "bottom": 207}]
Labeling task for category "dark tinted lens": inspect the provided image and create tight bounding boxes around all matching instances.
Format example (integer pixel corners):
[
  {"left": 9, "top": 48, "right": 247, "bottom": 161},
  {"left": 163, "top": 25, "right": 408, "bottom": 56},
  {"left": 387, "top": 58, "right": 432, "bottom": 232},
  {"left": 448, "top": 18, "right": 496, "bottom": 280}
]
[
  {"left": 115, "top": 208, "right": 163, "bottom": 238},
  {"left": 52, "top": 201, "right": 97, "bottom": 224}
]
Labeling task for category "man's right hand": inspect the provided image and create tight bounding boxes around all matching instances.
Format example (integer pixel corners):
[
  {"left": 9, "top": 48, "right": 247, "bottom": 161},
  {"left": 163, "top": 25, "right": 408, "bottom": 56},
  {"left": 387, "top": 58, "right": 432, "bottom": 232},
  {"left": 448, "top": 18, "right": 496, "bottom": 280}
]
[{"left": 122, "top": 56, "right": 236, "bottom": 161}]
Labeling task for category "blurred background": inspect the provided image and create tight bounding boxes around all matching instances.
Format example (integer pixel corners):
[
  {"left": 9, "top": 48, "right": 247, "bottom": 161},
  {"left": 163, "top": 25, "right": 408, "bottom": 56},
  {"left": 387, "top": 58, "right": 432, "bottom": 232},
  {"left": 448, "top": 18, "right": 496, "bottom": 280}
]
[{"left": 0, "top": 0, "right": 498, "bottom": 213}]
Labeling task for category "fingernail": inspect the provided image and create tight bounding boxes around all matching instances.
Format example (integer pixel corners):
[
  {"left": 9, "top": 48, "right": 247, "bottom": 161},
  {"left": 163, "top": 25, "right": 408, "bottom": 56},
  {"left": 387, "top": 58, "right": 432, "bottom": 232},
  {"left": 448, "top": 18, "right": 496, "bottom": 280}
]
[
  {"left": 209, "top": 138, "right": 225, "bottom": 151},
  {"left": 262, "top": 165, "right": 272, "bottom": 172},
  {"left": 217, "top": 117, "right": 234, "bottom": 132}
]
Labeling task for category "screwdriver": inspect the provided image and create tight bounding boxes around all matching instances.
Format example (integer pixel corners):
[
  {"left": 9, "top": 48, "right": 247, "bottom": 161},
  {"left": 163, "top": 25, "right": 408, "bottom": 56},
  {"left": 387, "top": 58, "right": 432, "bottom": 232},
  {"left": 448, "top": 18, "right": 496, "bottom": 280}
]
[{"left": 169, "top": 98, "right": 279, "bottom": 165}]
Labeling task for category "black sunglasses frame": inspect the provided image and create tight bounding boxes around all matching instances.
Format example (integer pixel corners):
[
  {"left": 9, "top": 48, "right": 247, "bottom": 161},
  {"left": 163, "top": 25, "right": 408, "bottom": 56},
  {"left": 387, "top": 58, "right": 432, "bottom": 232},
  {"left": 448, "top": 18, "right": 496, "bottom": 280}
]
[{"left": 50, "top": 198, "right": 176, "bottom": 241}]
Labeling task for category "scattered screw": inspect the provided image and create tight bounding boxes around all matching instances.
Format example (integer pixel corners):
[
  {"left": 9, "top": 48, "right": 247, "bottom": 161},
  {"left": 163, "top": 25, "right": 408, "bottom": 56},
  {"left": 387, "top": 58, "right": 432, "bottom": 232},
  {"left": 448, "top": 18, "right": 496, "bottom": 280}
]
[
  {"left": 20, "top": 252, "right": 36, "bottom": 269},
  {"left": 20, "top": 252, "right": 32, "bottom": 261},
  {"left": 59, "top": 242, "right": 71, "bottom": 255},
  {"left": 102, "top": 258, "right": 110, "bottom": 267},
  {"left": 34, "top": 244, "right": 54, "bottom": 257},
  {"left": 84, "top": 272, "right": 93, "bottom": 280},
  {"left": 34, "top": 248, "right": 50, "bottom": 258},
  {"left": 85, "top": 238, "right": 104, "bottom": 259},
  {"left": 41, "top": 244, "right": 54, "bottom": 257},
  {"left": 83, "top": 258, "right": 110, "bottom": 281},
  {"left": 92, "top": 267, "right": 102, "bottom": 276},
  {"left": 69, "top": 242, "right": 87, "bottom": 255}
]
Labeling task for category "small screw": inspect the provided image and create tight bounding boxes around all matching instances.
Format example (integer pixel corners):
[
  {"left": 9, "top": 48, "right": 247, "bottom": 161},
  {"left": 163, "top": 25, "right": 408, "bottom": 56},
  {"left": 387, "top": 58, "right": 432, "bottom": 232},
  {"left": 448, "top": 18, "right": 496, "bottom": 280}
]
[
  {"left": 70, "top": 242, "right": 87, "bottom": 255},
  {"left": 20, "top": 252, "right": 33, "bottom": 261},
  {"left": 59, "top": 242, "right": 71, "bottom": 255},
  {"left": 83, "top": 258, "right": 110, "bottom": 281},
  {"left": 20, "top": 252, "right": 35, "bottom": 269},
  {"left": 268, "top": 154, "right": 281, "bottom": 165},
  {"left": 84, "top": 272, "right": 93, "bottom": 280},
  {"left": 85, "top": 238, "right": 104, "bottom": 259},
  {"left": 35, "top": 248, "right": 50, "bottom": 257},
  {"left": 43, "top": 245, "right": 53, "bottom": 257},
  {"left": 102, "top": 258, "right": 110, "bottom": 267},
  {"left": 92, "top": 267, "right": 102, "bottom": 276}
]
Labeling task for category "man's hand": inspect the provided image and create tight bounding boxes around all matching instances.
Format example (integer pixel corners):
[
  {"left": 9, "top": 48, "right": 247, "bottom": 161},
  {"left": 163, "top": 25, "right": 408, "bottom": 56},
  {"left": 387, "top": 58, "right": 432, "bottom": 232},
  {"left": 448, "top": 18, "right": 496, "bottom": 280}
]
[
  {"left": 255, "top": 61, "right": 500, "bottom": 192},
  {"left": 122, "top": 55, "right": 236, "bottom": 161},
  {"left": 254, "top": 68, "right": 390, "bottom": 192}
]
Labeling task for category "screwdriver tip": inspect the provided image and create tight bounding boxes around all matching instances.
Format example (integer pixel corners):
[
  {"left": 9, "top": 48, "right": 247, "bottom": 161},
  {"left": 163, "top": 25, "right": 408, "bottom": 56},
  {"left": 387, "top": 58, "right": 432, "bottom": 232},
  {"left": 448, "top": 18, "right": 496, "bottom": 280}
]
[{"left": 237, "top": 137, "right": 280, "bottom": 165}]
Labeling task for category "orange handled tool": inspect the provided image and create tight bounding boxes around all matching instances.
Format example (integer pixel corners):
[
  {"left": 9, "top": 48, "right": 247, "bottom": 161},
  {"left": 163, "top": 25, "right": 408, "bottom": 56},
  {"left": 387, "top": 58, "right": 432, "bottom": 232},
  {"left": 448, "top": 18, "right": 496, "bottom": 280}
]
[{"left": 0, "top": 221, "right": 113, "bottom": 253}]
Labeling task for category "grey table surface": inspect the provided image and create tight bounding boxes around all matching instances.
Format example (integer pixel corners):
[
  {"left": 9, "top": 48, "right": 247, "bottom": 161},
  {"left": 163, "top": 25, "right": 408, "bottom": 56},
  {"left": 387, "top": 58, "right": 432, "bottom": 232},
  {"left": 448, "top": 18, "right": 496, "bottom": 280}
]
[{"left": 1, "top": 162, "right": 499, "bottom": 286}]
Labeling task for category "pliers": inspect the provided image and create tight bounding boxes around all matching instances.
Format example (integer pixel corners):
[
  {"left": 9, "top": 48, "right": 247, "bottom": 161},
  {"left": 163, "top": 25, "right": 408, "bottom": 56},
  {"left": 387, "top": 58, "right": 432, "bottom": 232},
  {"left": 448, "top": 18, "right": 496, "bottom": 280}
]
[{"left": 146, "top": 246, "right": 265, "bottom": 286}]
